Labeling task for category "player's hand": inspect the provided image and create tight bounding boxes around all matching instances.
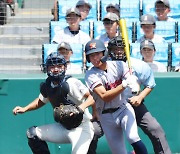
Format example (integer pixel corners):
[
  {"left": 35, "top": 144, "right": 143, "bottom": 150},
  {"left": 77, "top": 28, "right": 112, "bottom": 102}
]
[
  {"left": 12, "top": 106, "right": 26, "bottom": 115},
  {"left": 122, "top": 75, "right": 140, "bottom": 93},
  {"left": 128, "top": 95, "right": 143, "bottom": 107}
]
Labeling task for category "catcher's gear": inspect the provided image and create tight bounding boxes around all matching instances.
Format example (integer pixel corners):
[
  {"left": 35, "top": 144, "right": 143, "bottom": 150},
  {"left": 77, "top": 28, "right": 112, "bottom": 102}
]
[
  {"left": 54, "top": 104, "right": 84, "bottom": 130},
  {"left": 108, "top": 35, "right": 127, "bottom": 62},
  {"left": 42, "top": 52, "right": 67, "bottom": 82}
]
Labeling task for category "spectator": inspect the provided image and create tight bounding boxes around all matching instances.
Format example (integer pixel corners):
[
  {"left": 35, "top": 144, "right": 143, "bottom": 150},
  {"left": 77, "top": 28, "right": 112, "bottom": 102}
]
[
  {"left": 96, "top": 12, "right": 119, "bottom": 47},
  {"left": 140, "top": 39, "right": 167, "bottom": 72},
  {"left": 76, "top": 0, "right": 92, "bottom": 21},
  {"left": 52, "top": 7, "right": 91, "bottom": 45},
  {"left": 137, "top": 14, "right": 165, "bottom": 43},
  {"left": 106, "top": 3, "right": 120, "bottom": 18},
  {"left": 57, "top": 42, "right": 83, "bottom": 74},
  {"left": 155, "top": 0, "right": 174, "bottom": 21}
]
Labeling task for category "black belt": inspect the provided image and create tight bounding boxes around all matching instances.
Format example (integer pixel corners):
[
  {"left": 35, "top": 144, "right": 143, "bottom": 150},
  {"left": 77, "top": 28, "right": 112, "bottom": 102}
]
[{"left": 102, "top": 107, "right": 120, "bottom": 114}]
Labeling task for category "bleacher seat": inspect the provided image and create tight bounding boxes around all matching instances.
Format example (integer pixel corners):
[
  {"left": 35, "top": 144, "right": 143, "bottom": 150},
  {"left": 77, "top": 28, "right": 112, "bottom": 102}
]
[
  {"left": 136, "top": 21, "right": 177, "bottom": 43},
  {"left": 100, "top": 0, "right": 120, "bottom": 20},
  {"left": 143, "top": 0, "right": 180, "bottom": 20},
  {"left": 93, "top": 21, "right": 105, "bottom": 38},
  {"left": 131, "top": 42, "right": 169, "bottom": 66},
  {"left": 58, "top": 0, "right": 98, "bottom": 21},
  {"left": 42, "top": 43, "right": 84, "bottom": 65},
  {"left": 120, "top": 0, "right": 140, "bottom": 19},
  {"left": 130, "top": 43, "right": 142, "bottom": 59},
  {"left": 171, "top": 43, "right": 180, "bottom": 67},
  {"left": 49, "top": 20, "right": 91, "bottom": 43}
]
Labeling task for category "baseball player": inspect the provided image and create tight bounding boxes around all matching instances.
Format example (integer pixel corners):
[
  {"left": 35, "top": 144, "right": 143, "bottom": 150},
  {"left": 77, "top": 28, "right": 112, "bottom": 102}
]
[
  {"left": 96, "top": 12, "right": 120, "bottom": 47},
  {"left": 108, "top": 35, "right": 171, "bottom": 154},
  {"left": 52, "top": 7, "right": 90, "bottom": 46},
  {"left": 12, "top": 52, "right": 102, "bottom": 154},
  {"left": 85, "top": 39, "right": 148, "bottom": 154},
  {"left": 136, "top": 14, "right": 165, "bottom": 44},
  {"left": 140, "top": 39, "right": 167, "bottom": 72}
]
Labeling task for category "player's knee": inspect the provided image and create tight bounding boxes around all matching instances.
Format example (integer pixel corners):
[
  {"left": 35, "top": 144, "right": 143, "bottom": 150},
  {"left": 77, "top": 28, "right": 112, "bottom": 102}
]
[
  {"left": 147, "top": 121, "right": 165, "bottom": 136},
  {"left": 126, "top": 134, "right": 140, "bottom": 144},
  {"left": 26, "top": 126, "right": 50, "bottom": 154},
  {"left": 26, "top": 126, "right": 39, "bottom": 139}
]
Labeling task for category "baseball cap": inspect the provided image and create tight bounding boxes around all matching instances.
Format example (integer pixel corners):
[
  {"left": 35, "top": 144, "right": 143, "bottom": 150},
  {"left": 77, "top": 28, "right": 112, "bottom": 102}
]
[
  {"left": 103, "top": 12, "right": 119, "bottom": 22},
  {"left": 155, "top": 0, "right": 170, "bottom": 8},
  {"left": 66, "top": 7, "right": 81, "bottom": 17},
  {"left": 106, "top": 3, "right": 120, "bottom": 12},
  {"left": 76, "top": 0, "right": 92, "bottom": 9},
  {"left": 140, "top": 14, "right": 156, "bottom": 25},
  {"left": 57, "top": 42, "right": 72, "bottom": 51},
  {"left": 140, "top": 40, "right": 156, "bottom": 51}
]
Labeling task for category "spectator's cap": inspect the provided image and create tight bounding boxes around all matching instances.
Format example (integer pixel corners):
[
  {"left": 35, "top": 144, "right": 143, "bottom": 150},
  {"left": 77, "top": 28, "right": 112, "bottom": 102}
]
[
  {"left": 76, "top": 0, "right": 92, "bottom": 9},
  {"left": 57, "top": 42, "right": 72, "bottom": 51},
  {"left": 155, "top": 0, "right": 170, "bottom": 8},
  {"left": 140, "top": 14, "right": 156, "bottom": 25},
  {"left": 66, "top": 7, "right": 81, "bottom": 17},
  {"left": 103, "top": 12, "right": 119, "bottom": 22},
  {"left": 140, "top": 39, "right": 156, "bottom": 51},
  {"left": 106, "top": 3, "right": 120, "bottom": 12}
]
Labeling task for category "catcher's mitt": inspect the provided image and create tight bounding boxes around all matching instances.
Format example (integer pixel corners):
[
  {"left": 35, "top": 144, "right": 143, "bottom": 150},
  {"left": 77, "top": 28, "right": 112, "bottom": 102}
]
[{"left": 53, "top": 104, "right": 84, "bottom": 130}]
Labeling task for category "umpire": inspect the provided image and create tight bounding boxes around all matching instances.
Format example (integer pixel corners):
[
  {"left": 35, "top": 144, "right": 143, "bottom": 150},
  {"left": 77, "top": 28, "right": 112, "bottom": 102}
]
[{"left": 108, "top": 35, "right": 171, "bottom": 154}]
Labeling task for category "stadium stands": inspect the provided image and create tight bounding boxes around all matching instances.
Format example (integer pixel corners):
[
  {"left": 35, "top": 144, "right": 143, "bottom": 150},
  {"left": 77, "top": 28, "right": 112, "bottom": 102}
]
[
  {"left": 58, "top": 0, "right": 98, "bottom": 21},
  {"left": 45, "top": 0, "right": 180, "bottom": 73}
]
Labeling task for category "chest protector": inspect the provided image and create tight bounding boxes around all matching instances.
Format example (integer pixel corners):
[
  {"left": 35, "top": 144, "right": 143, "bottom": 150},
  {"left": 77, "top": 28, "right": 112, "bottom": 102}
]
[{"left": 40, "top": 75, "right": 72, "bottom": 107}]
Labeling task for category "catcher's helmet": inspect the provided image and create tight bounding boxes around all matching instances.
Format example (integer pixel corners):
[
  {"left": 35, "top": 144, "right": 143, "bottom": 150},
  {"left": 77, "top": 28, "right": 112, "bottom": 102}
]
[
  {"left": 85, "top": 39, "right": 108, "bottom": 63},
  {"left": 45, "top": 52, "right": 67, "bottom": 82},
  {"left": 108, "top": 35, "right": 127, "bottom": 61}
]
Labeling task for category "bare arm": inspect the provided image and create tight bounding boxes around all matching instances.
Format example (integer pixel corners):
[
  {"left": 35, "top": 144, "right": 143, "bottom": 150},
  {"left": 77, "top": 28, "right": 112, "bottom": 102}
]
[
  {"left": 12, "top": 98, "right": 46, "bottom": 115},
  {"left": 78, "top": 91, "right": 95, "bottom": 111},
  {"left": 93, "top": 84, "right": 125, "bottom": 102},
  {"left": 129, "top": 87, "right": 152, "bottom": 107}
]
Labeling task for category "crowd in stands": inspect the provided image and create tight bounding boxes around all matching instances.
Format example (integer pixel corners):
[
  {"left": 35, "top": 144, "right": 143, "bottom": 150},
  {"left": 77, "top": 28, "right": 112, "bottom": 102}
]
[{"left": 42, "top": 0, "right": 180, "bottom": 74}]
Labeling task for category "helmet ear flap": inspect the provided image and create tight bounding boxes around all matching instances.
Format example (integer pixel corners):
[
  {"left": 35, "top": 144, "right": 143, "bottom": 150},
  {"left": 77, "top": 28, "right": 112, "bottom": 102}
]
[{"left": 100, "top": 50, "right": 109, "bottom": 63}]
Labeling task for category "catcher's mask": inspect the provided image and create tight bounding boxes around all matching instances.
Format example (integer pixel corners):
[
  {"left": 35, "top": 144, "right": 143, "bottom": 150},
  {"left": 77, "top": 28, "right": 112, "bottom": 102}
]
[
  {"left": 85, "top": 39, "right": 108, "bottom": 63},
  {"left": 108, "top": 35, "right": 127, "bottom": 62},
  {"left": 43, "top": 52, "right": 67, "bottom": 82}
]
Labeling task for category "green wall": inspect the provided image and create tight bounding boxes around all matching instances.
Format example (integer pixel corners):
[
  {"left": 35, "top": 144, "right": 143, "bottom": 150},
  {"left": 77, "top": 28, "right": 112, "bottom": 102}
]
[{"left": 0, "top": 73, "right": 180, "bottom": 154}]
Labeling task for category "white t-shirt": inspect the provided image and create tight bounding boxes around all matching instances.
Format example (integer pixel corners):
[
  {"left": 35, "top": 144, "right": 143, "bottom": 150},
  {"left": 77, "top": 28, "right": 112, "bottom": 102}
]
[
  {"left": 52, "top": 26, "right": 91, "bottom": 46},
  {"left": 137, "top": 34, "right": 166, "bottom": 44},
  {"left": 147, "top": 61, "right": 167, "bottom": 72},
  {"left": 66, "top": 63, "right": 83, "bottom": 74}
]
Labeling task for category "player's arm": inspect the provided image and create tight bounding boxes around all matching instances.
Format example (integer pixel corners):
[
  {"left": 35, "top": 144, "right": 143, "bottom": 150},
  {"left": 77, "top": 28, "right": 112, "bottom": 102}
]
[
  {"left": 78, "top": 91, "right": 95, "bottom": 111},
  {"left": 12, "top": 97, "right": 46, "bottom": 115},
  {"left": 93, "top": 84, "right": 125, "bottom": 103},
  {"left": 129, "top": 87, "right": 152, "bottom": 106}
]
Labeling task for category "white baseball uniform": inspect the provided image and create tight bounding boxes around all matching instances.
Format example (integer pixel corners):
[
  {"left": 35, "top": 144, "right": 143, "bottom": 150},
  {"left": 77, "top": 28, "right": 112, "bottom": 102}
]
[
  {"left": 37, "top": 77, "right": 94, "bottom": 154},
  {"left": 52, "top": 26, "right": 91, "bottom": 46},
  {"left": 85, "top": 61, "right": 141, "bottom": 154}
]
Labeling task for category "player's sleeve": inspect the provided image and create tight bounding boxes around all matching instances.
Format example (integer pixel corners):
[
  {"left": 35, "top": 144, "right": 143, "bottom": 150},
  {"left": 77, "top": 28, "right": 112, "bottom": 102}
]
[
  {"left": 51, "top": 30, "right": 63, "bottom": 44},
  {"left": 85, "top": 70, "right": 103, "bottom": 92},
  {"left": 39, "top": 82, "right": 49, "bottom": 103},
  {"left": 140, "top": 62, "right": 156, "bottom": 89},
  {"left": 67, "top": 78, "right": 89, "bottom": 102},
  {"left": 38, "top": 93, "right": 49, "bottom": 104}
]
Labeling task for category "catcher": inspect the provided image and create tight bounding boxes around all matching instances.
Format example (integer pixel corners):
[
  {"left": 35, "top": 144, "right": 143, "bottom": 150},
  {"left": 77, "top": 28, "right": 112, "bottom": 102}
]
[{"left": 12, "top": 52, "right": 103, "bottom": 154}]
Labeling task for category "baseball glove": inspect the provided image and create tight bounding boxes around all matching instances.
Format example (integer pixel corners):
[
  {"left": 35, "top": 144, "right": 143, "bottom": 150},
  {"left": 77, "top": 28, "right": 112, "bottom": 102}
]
[{"left": 53, "top": 104, "right": 84, "bottom": 130}]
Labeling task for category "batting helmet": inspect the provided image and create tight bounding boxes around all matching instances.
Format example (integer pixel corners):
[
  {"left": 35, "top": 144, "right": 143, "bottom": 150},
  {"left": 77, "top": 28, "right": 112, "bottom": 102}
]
[
  {"left": 85, "top": 39, "right": 108, "bottom": 63},
  {"left": 45, "top": 52, "right": 67, "bottom": 82},
  {"left": 108, "top": 35, "right": 127, "bottom": 61}
]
